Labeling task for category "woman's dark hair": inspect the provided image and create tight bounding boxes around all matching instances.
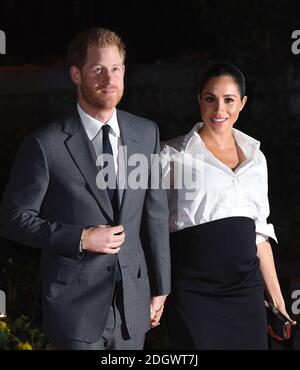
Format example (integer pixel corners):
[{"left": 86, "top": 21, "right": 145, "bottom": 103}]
[{"left": 198, "top": 62, "right": 246, "bottom": 99}]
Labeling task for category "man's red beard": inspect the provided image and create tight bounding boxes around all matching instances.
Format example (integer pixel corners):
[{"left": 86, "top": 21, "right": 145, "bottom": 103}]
[{"left": 80, "top": 84, "right": 123, "bottom": 110}]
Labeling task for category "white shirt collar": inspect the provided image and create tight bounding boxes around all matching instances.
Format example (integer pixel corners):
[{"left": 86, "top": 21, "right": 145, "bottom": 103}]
[
  {"left": 184, "top": 122, "right": 261, "bottom": 161},
  {"left": 77, "top": 103, "right": 120, "bottom": 141}
]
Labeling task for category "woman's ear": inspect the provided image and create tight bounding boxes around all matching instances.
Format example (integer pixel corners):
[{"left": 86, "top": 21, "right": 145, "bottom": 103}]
[
  {"left": 197, "top": 93, "right": 201, "bottom": 104},
  {"left": 240, "top": 95, "right": 247, "bottom": 111}
]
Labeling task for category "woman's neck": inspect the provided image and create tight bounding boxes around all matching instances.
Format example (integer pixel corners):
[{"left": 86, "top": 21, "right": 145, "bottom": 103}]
[{"left": 198, "top": 125, "right": 235, "bottom": 150}]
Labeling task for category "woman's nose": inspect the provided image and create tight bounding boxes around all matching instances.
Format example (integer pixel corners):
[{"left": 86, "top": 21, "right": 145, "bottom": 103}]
[{"left": 215, "top": 100, "right": 225, "bottom": 112}]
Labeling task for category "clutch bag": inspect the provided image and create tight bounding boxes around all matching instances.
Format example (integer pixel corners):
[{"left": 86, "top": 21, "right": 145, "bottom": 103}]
[{"left": 265, "top": 301, "right": 292, "bottom": 341}]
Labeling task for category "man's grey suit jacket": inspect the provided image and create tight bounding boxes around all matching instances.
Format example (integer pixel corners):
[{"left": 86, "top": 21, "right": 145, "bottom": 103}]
[{"left": 0, "top": 109, "right": 171, "bottom": 342}]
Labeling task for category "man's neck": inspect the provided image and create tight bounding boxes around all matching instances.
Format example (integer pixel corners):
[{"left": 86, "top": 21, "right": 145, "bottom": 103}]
[{"left": 78, "top": 101, "right": 115, "bottom": 124}]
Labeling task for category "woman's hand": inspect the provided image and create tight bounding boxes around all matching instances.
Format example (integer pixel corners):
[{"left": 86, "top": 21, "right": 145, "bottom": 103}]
[
  {"left": 274, "top": 301, "right": 297, "bottom": 326},
  {"left": 150, "top": 295, "right": 167, "bottom": 328},
  {"left": 257, "top": 241, "right": 297, "bottom": 326}
]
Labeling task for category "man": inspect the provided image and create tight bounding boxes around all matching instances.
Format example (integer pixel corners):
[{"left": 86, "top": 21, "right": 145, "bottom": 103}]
[{"left": 0, "top": 28, "right": 170, "bottom": 350}]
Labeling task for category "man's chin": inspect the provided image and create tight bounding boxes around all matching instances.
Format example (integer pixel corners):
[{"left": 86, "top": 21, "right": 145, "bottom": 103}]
[{"left": 93, "top": 97, "right": 122, "bottom": 110}]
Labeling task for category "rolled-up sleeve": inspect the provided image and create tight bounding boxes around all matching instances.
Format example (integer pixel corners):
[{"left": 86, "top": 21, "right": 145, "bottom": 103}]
[{"left": 255, "top": 152, "right": 278, "bottom": 244}]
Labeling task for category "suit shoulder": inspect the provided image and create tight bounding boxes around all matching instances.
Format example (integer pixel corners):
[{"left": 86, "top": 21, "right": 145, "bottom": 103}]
[
  {"left": 25, "top": 113, "right": 72, "bottom": 144},
  {"left": 30, "top": 121, "right": 63, "bottom": 139},
  {"left": 117, "top": 110, "right": 156, "bottom": 129}
]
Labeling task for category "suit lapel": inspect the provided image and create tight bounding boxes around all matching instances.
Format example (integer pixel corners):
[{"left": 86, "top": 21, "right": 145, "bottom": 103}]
[
  {"left": 63, "top": 112, "right": 114, "bottom": 222},
  {"left": 117, "top": 110, "right": 140, "bottom": 224}
]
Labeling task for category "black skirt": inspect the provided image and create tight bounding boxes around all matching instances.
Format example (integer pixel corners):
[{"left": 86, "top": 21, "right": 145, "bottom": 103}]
[{"left": 164, "top": 217, "right": 268, "bottom": 350}]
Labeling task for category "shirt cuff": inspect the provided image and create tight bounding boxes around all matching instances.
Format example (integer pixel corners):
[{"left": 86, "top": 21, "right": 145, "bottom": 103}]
[
  {"left": 79, "top": 230, "right": 84, "bottom": 252},
  {"left": 255, "top": 222, "right": 278, "bottom": 244},
  {"left": 256, "top": 233, "right": 269, "bottom": 244}
]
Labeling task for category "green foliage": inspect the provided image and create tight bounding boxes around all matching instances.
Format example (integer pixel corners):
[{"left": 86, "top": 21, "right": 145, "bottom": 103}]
[{"left": 0, "top": 315, "right": 54, "bottom": 350}]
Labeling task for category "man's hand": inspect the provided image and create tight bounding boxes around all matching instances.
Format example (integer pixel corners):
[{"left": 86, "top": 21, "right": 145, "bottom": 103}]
[
  {"left": 82, "top": 225, "right": 125, "bottom": 253},
  {"left": 150, "top": 295, "right": 167, "bottom": 328}
]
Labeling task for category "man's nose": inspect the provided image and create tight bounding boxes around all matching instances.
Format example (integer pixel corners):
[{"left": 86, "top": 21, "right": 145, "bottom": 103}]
[{"left": 101, "top": 70, "right": 113, "bottom": 84}]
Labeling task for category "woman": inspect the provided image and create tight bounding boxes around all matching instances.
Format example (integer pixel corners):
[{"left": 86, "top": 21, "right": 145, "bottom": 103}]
[{"left": 161, "top": 62, "right": 295, "bottom": 350}]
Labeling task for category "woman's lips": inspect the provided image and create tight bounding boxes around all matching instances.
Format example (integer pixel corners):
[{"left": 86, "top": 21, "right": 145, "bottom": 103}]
[{"left": 210, "top": 117, "right": 228, "bottom": 124}]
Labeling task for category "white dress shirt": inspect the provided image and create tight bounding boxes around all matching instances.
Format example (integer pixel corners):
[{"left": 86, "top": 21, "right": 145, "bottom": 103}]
[
  {"left": 77, "top": 103, "right": 121, "bottom": 174},
  {"left": 77, "top": 104, "right": 123, "bottom": 252},
  {"left": 77, "top": 103, "right": 127, "bottom": 196},
  {"left": 161, "top": 122, "right": 277, "bottom": 244}
]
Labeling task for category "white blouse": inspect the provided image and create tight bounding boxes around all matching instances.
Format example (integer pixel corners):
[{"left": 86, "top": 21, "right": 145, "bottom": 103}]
[{"left": 161, "top": 122, "right": 277, "bottom": 244}]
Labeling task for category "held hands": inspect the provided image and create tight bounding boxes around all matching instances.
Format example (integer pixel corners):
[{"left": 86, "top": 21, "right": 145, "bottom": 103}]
[
  {"left": 82, "top": 227, "right": 168, "bottom": 328},
  {"left": 150, "top": 295, "right": 167, "bottom": 328},
  {"left": 81, "top": 225, "right": 125, "bottom": 253}
]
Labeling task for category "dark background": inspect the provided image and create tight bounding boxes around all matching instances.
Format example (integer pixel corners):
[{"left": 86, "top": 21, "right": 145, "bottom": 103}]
[{"left": 0, "top": 0, "right": 300, "bottom": 349}]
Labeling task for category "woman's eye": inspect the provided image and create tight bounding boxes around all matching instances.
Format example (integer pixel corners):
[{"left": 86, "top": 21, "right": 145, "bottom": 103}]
[
  {"left": 225, "top": 98, "right": 234, "bottom": 103},
  {"left": 205, "top": 96, "right": 214, "bottom": 102}
]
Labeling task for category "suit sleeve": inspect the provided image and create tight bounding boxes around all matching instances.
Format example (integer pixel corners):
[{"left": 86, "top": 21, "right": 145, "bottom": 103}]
[
  {"left": 0, "top": 134, "right": 82, "bottom": 259},
  {"left": 142, "top": 123, "right": 171, "bottom": 296}
]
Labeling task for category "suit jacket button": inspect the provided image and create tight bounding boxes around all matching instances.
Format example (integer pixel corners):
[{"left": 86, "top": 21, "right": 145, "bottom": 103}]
[{"left": 107, "top": 266, "right": 115, "bottom": 272}]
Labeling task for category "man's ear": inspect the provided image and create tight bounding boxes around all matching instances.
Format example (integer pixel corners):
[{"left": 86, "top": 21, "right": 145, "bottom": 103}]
[{"left": 70, "top": 66, "right": 81, "bottom": 85}]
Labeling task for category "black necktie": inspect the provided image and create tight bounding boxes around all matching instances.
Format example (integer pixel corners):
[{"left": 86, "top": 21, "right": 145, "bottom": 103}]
[
  {"left": 102, "top": 124, "right": 119, "bottom": 221},
  {"left": 102, "top": 124, "right": 121, "bottom": 282}
]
